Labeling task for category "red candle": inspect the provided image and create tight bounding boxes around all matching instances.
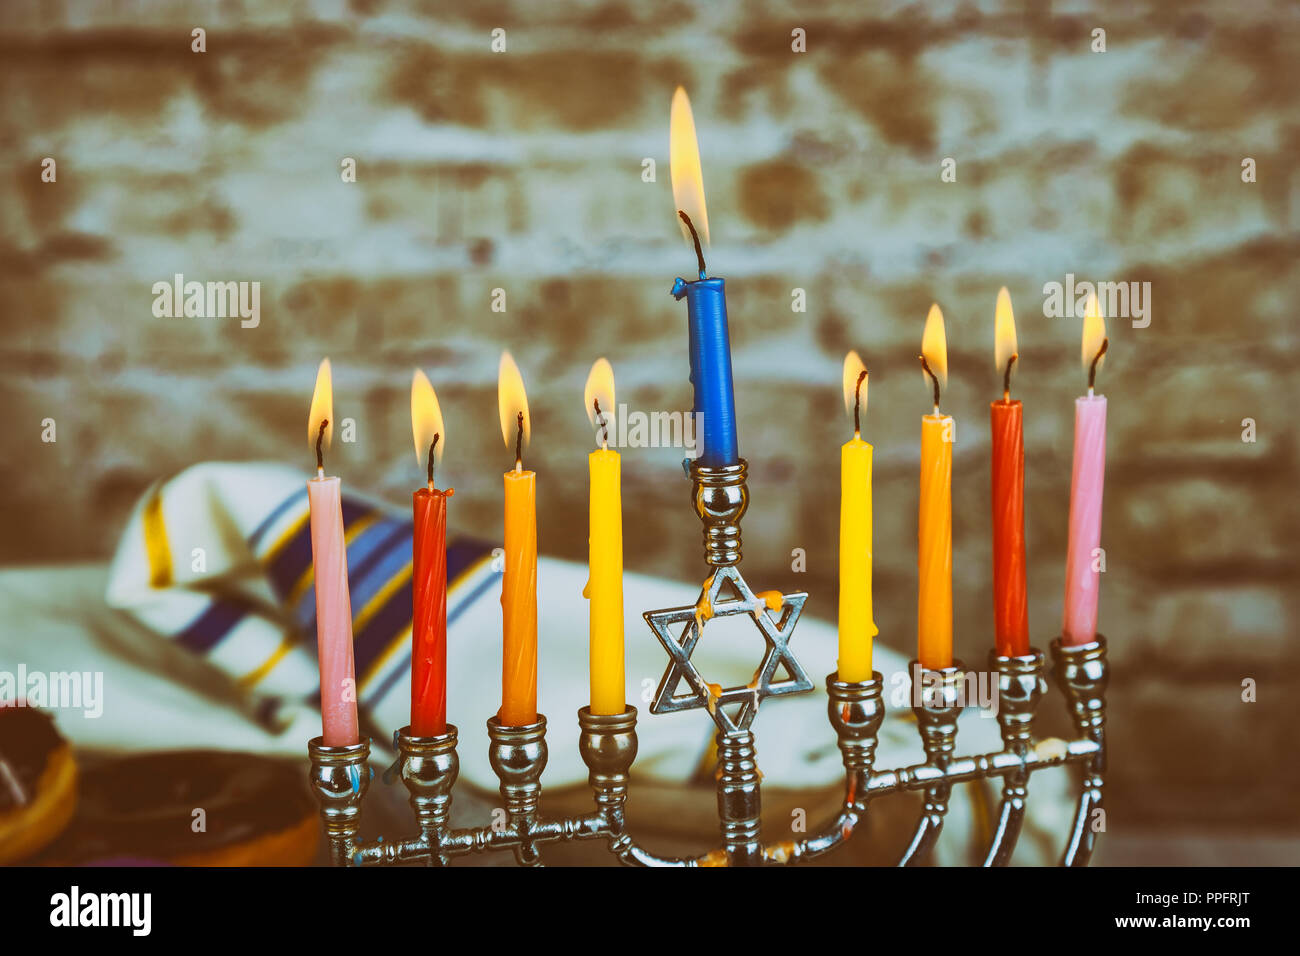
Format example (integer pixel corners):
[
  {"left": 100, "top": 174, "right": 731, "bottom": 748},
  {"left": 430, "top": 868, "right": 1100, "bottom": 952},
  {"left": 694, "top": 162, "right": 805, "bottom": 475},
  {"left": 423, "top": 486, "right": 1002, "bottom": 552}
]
[
  {"left": 411, "top": 370, "right": 452, "bottom": 737},
  {"left": 990, "top": 289, "right": 1029, "bottom": 657}
]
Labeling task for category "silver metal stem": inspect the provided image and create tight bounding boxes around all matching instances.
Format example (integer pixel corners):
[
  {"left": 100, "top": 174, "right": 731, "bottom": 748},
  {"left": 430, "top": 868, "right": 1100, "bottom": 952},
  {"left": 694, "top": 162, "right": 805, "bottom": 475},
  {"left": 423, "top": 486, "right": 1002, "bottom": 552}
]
[
  {"left": 307, "top": 736, "right": 371, "bottom": 867},
  {"left": 396, "top": 725, "right": 459, "bottom": 866},
  {"left": 1052, "top": 636, "right": 1109, "bottom": 867},
  {"left": 983, "top": 650, "right": 1046, "bottom": 866},
  {"left": 898, "top": 661, "right": 966, "bottom": 866},
  {"left": 827, "top": 671, "right": 887, "bottom": 812},
  {"left": 716, "top": 730, "right": 764, "bottom": 866},
  {"left": 864, "top": 737, "right": 1099, "bottom": 794},
  {"left": 579, "top": 705, "right": 705, "bottom": 867},
  {"left": 690, "top": 459, "right": 748, "bottom": 567},
  {"left": 486, "top": 714, "right": 549, "bottom": 866},
  {"left": 578, "top": 706, "right": 636, "bottom": 821}
]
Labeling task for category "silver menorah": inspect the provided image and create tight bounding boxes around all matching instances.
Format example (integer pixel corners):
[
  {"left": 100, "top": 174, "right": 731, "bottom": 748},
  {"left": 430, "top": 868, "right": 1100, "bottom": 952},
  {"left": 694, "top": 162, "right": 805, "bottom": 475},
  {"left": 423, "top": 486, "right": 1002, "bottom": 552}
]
[{"left": 307, "top": 459, "right": 1109, "bottom": 866}]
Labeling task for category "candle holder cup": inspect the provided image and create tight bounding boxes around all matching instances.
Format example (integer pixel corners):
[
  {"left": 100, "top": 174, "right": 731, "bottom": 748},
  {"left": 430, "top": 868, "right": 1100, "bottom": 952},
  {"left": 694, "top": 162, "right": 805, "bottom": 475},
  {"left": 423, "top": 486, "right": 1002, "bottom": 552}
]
[
  {"left": 306, "top": 736, "right": 372, "bottom": 867},
  {"left": 307, "top": 461, "right": 1110, "bottom": 866}
]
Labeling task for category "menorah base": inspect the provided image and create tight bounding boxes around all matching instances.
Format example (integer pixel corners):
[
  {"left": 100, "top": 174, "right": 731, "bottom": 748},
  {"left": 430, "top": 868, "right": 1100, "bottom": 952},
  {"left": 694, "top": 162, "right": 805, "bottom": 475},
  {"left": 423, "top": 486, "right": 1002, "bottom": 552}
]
[{"left": 307, "top": 636, "right": 1108, "bottom": 866}]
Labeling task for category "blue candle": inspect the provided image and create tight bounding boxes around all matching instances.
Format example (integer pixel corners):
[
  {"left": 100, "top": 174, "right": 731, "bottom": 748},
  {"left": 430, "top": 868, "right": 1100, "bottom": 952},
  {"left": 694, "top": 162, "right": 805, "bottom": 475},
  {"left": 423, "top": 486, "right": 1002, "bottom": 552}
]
[
  {"left": 668, "top": 88, "right": 737, "bottom": 468},
  {"left": 672, "top": 274, "right": 739, "bottom": 467}
]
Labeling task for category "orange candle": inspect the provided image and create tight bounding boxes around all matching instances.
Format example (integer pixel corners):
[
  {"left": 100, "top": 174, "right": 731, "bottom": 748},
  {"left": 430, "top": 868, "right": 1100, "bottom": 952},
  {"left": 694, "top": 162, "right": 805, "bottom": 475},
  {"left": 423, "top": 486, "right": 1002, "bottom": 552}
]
[
  {"left": 918, "top": 305, "right": 953, "bottom": 670},
  {"left": 498, "top": 352, "right": 538, "bottom": 726}
]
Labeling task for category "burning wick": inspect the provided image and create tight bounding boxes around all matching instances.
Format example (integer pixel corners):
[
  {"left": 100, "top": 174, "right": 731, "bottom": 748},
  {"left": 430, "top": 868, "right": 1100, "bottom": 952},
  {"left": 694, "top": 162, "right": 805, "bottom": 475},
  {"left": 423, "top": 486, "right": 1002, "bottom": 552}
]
[
  {"left": 919, "top": 355, "right": 942, "bottom": 415},
  {"left": 1087, "top": 338, "right": 1109, "bottom": 395},
  {"left": 426, "top": 434, "right": 439, "bottom": 490},
  {"left": 853, "top": 369, "right": 867, "bottom": 438},
  {"left": 593, "top": 398, "right": 609, "bottom": 450},
  {"left": 678, "top": 210, "right": 707, "bottom": 281},
  {"left": 514, "top": 411, "right": 524, "bottom": 473},
  {"left": 1003, "top": 353, "right": 1018, "bottom": 402},
  {"left": 315, "top": 419, "right": 328, "bottom": 477}
]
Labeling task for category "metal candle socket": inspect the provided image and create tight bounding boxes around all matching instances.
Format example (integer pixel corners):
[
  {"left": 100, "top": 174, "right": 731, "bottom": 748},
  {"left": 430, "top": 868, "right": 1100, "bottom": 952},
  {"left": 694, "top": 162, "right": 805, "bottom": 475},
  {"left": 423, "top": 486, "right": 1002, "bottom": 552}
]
[
  {"left": 690, "top": 458, "right": 748, "bottom": 566},
  {"left": 307, "top": 461, "right": 1111, "bottom": 866}
]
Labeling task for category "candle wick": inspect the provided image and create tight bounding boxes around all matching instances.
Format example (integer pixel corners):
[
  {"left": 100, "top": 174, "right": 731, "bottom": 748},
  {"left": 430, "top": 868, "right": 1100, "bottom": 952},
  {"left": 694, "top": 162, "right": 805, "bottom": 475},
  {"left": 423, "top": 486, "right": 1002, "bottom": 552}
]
[
  {"left": 919, "top": 355, "right": 941, "bottom": 413},
  {"left": 678, "top": 210, "right": 707, "bottom": 280},
  {"left": 315, "top": 419, "right": 328, "bottom": 472},
  {"left": 593, "top": 398, "right": 610, "bottom": 449},
  {"left": 1003, "top": 353, "right": 1017, "bottom": 401},
  {"left": 514, "top": 411, "right": 524, "bottom": 471},
  {"left": 427, "top": 434, "right": 439, "bottom": 488},
  {"left": 1088, "top": 338, "right": 1109, "bottom": 391},
  {"left": 853, "top": 369, "right": 866, "bottom": 435}
]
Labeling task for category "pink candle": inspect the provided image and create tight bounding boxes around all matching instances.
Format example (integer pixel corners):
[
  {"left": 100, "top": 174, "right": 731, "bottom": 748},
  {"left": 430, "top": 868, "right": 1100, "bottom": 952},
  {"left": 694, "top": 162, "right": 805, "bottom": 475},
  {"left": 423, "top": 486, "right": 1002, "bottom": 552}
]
[
  {"left": 307, "top": 359, "right": 360, "bottom": 746},
  {"left": 1062, "top": 300, "right": 1108, "bottom": 646}
]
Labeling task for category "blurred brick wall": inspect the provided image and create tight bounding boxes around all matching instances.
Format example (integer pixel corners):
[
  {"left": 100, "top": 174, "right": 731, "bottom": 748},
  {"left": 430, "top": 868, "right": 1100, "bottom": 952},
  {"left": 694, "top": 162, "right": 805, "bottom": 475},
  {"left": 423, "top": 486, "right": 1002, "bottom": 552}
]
[{"left": 1, "top": 0, "right": 1297, "bottom": 848}]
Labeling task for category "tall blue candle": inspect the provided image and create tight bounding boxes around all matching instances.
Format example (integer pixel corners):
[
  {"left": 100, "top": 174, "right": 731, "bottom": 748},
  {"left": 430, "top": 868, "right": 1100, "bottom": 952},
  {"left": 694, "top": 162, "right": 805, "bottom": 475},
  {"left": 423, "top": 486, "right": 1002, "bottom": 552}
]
[
  {"left": 668, "top": 87, "right": 739, "bottom": 468},
  {"left": 672, "top": 272, "right": 739, "bottom": 466}
]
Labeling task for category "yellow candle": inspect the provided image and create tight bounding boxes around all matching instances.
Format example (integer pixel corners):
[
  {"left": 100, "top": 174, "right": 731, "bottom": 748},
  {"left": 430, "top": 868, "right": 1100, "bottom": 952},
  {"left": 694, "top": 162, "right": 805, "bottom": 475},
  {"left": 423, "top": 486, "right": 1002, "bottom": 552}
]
[
  {"left": 498, "top": 353, "right": 538, "bottom": 726},
  {"left": 838, "top": 351, "right": 877, "bottom": 681},
  {"left": 918, "top": 305, "right": 953, "bottom": 670},
  {"left": 584, "top": 359, "right": 625, "bottom": 715},
  {"left": 586, "top": 449, "right": 624, "bottom": 713}
]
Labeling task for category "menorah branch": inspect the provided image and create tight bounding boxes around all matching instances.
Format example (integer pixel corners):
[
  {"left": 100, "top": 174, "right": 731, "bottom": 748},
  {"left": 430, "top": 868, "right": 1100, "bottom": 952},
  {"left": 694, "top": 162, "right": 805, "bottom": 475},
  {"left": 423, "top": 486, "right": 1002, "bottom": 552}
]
[
  {"left": 984, "top": 649, "right": 1047, "bottom": 866},
  {"left": 762, "top": 647, "right": 1105, "bottom": 867},
  {"left": 770, "top": 671, "right": 886, "bottom": 863},
  {"left": 898, "top": 662, "right": 966, "bottom": 865},
  {"left": 1053, "top": 636, "right": 1109, "bottom": 867}
]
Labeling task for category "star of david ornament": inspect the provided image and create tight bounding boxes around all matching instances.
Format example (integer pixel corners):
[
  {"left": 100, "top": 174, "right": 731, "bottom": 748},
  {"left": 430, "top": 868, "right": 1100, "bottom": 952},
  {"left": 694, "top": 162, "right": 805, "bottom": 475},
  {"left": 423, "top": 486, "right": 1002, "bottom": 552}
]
[{"left": 644, "top": 564, "right": 813, "bottom": 734}]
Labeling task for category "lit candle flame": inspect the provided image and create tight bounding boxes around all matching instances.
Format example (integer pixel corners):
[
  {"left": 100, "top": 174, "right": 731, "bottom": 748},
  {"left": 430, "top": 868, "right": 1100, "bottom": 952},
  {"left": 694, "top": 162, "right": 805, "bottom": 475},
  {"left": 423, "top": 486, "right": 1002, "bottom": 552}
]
[
  {"left": 411, "top": 369, "right": 446, "bottom": 477},
  {"left": 670, "top": 86, "right": 709, "bottom": 248},
  {"left": 498, "top": 351, "right": 530, "bottom": 468},
  {"left": 584, "top": 358, "right": 615, "bottom": 449},
  {"left": 1081, "top": 293, "right": 1106, "bottom": 382},
  {"left": 994, "top": 287, "right": 1018, "bottom": 395},
  {"left": 842, "top": 350, "right": 867, "bottom": 427},
  {"left": 921, "top": 304, "right": 948, "bottom": 410},
  {"left": 307, "top": 358, "right": 333, "bottom": 463}
]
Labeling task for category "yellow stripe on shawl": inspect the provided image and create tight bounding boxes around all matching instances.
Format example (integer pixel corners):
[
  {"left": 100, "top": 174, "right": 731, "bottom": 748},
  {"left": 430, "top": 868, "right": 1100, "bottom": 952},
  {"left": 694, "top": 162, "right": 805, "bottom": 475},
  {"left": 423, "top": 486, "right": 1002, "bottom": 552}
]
[{"left": 143, "top": 485, "right": 173, "bottom": 589}]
